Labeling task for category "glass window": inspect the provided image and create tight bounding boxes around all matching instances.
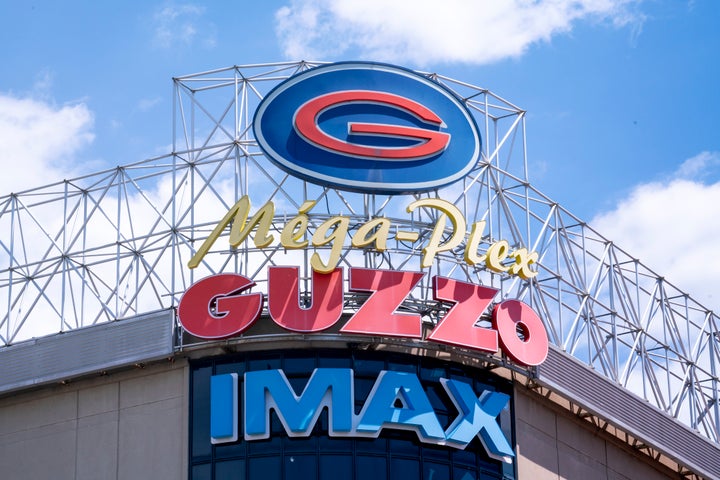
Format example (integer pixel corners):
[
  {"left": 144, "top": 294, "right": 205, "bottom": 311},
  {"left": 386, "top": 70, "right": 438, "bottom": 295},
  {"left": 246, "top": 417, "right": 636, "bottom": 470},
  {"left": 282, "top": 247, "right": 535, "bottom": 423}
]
[
  {"left": 425, "top": 383, "right": 449, "bottom": 413},
  {"left": 353, "top": 377, "right": 376, "bottom": 410},
  {"left": 318, "top": 434, "right": 353, "bottom": 452},
  {"left": 423, "top": 461, "right": 450, "bottom": 480},
  {"left": 420, "top": 366, "right": 446, "bottom": 383},
  {"left": 217, "top": 361, "right": 245, "bottom": 376},
  {"left": 215, "top": 459, "right": 245, "bottom": 479},
  {"left": 248, "top": 435, "right": 282, "bottom": 455},
  {"left": 451, "top": 448, "right": 477, "bottom": 467},
  {"left": 453, "top": 465, "right": 477, "bottom": 480},
  {"left": 191, "top": 463, "right": 212, "bottom": 480},
  {"left": 390, "top": 458, "right": 419, "bottom": 479},
  {"left": 283, "top": 435, "right": 318, "bottom": 453},
  {"left": 248, "top": 356, "right": 281, "bottom": 371},
  {"left": 353, "top": 355, "right": 384, "bottom": 375},
  {"left": 215, "top": 441, "right": 245, "bottom": 460},
  {"left": 421, "top": 443, "right": 450, "bottom": 463},
  {"left": 284, "top": 455, "right": 316, "bottom": 480},
  {"left": 355, "top": 436, "right": 387, "bottom": 453},
  {"left": 191, "top": 366, "right": 212, "bottom": 459},
  {"left": 282, "top": 354, "right": 316, "bottom": 375},
  {"left": 249, "top": 457, "right": 281, "bottom": 480},
  {"left": 387, "top": 358, "right": 416, "bottom": 373},
  {"left": 319, "top": 454, "right": 352, "bottom": 480},
  {"left": 287, "top": 376, "right": 310, "bottom": 395},
  {"left": 481, "top": 468, "right": 504, "bottom": 480},
  {"left": 388, "top": 435, "right": 419, "bottom": 456},
  {"left": 317, "top": 355, "right": 352, "bottom": 369},
  {"left": 356, "top": 455, "right": 387, "bottom": 480}
]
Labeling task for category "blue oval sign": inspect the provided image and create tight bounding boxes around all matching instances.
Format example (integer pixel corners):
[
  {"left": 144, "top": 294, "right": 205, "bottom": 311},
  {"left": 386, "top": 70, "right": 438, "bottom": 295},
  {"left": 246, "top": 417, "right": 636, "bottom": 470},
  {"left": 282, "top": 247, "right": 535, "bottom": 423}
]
[{"left": 253, "top": 62, "right": 482, "bottom": 194}]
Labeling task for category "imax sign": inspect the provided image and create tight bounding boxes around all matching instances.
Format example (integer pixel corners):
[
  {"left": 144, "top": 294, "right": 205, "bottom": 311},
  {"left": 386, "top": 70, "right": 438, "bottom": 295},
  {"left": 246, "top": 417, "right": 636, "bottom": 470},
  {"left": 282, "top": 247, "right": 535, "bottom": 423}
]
[{"left": 210, "top": 368, "right": 514, "bottom": 462}]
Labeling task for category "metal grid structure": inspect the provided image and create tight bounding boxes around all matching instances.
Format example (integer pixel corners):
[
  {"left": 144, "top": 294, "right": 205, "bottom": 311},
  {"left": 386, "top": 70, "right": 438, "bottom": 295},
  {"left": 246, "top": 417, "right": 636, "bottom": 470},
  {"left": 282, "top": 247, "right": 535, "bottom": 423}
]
[{"left": 0, "top": 61, "right": 717, "bottom": 445}]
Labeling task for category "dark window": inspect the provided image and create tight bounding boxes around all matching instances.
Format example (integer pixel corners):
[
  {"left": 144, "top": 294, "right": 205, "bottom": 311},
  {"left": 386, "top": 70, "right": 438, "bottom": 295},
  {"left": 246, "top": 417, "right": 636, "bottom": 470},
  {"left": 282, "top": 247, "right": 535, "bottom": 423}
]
[
  {"left": 356, "top": 455, "right": 387, "bottom": 479},
  {"left": 319, "top": 454, "right": 352, "bottom": 480},
  {"left": 453, "top": 465, "right": 478, "bottom": 480},
  {"left": 390, "top": 457, "right": 420, "bottom": 479},
  {"left": 424, "top": 461, "right": 450, "bottom": 480},
  {"left": 192, "top": 463, "right": 212, "bottom": 480},
  {"left": 249, "top": 457, "right": 281, "bottom": 480},
  {"left": 284, "top": 455, "right": 316, "bottom": 480},
  {"left": 283, "top": 354, "right": 316, "bottom": 375},
  {"left": 191, "top": 366, "right": 213, "bottom": 460},
  {"left": 215, "top": 459, "right": 245, "bottom": 479}
]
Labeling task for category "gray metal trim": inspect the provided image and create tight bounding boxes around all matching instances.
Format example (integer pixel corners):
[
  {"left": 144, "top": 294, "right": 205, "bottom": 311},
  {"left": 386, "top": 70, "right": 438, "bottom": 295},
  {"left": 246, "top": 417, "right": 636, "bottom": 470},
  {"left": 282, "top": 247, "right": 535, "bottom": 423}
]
[
  {"left": 537, "top": 345, "right": 720, "bottom": 479},
  {"left": 0, "top": 309, "right": 174, "bottom": 395}
]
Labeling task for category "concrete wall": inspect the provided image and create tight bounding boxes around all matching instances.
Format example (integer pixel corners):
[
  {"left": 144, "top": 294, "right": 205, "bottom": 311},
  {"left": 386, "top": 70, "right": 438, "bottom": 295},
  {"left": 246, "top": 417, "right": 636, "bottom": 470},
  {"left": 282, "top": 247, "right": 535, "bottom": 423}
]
[
  {"left": 515, "top": 386, "right": 680, "bottom": 479},
  {"left": 0, "top": 359, "right": 187, "bottom": 480},
  {"left": 0, "top": 354, "right": 687, "bottom": 480}
]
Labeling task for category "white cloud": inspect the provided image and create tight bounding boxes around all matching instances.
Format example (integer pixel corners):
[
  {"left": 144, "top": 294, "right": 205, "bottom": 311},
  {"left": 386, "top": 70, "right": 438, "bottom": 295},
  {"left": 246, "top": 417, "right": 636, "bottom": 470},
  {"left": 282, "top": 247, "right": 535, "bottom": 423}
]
[
  {"left": 31, "top": 69, "right": 55, "bottom": 99},
  {"left": 275, "top": 0, "right": 642, "bottom": 65},
  {"left": 0, "top": 94, "right": 94, "bottom": 194},
  {"left": 152, "top": 4, "right": 216, "bottom": 49},
  {"left": 137, "top": 96, "right": 163, "bottom": 112},
  {"left": 590, "top": 152, "right": 720, "bottom": 313},
  {"left": 675, "top": 150, "right": 720, "bottom": 181}
]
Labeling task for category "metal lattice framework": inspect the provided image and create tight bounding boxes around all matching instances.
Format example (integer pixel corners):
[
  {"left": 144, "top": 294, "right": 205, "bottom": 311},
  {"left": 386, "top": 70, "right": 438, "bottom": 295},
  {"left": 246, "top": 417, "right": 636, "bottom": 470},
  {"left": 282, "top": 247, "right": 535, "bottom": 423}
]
[{"left": 0, "top": 61, "right": 717, "bottom": 444}]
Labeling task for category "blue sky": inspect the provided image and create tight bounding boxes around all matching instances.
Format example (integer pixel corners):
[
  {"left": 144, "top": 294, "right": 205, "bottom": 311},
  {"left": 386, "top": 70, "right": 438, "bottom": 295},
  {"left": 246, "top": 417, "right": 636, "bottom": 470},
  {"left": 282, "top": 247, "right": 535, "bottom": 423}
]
[{"left": 1, "top": 0, "right": 719, "bottom": 309}]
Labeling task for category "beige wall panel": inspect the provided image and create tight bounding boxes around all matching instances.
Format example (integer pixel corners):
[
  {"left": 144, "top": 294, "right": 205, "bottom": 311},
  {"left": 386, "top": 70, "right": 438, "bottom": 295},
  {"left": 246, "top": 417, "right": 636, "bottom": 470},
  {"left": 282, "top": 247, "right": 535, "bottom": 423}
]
[
  {"left": 0, "top": 359, "right": 187, "bottom": 480},
  {"left": 117, "top": 396, "right": 184, "bottom": 480},
  {"left": 0, "top": 419, "right": 77, "bottom": 479},
  {"left": 76, "top": 411, "right": 119, "bottom": 480},
  {"left": 78, "top": 382, "right": 119, "bottom": 418},
  {"left": 0, "top": 389, "right": 77, "bottom": 435},
  {"left": 515, "top": 386, "right": 679, "bottom": 480},
  {"left": 605, "top": 442, "right": 673, "bottom": 480}
]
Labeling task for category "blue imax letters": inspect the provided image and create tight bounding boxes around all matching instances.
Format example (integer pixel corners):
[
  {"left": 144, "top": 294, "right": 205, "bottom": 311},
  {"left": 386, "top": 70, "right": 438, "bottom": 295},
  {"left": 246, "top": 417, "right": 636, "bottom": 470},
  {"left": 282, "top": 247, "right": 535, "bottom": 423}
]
[
  {"left": 210, "top": 373, "right": 239, "bottom": 444},
  {"left": 354, "top": 371, "right": 446, "bottom": 444},
  {"left": 244, "top": 369, "right": 354, "bottom": 439},
  {"left": 210, "top": 368, "right": 514, "bottom": 461}
]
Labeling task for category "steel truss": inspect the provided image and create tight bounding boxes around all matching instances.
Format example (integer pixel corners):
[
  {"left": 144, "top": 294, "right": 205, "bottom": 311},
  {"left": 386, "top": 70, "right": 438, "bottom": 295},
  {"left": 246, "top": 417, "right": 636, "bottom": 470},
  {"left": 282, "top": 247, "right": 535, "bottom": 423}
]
[{"left": 0, "top": 61, "right": 717, "bottom": 444}]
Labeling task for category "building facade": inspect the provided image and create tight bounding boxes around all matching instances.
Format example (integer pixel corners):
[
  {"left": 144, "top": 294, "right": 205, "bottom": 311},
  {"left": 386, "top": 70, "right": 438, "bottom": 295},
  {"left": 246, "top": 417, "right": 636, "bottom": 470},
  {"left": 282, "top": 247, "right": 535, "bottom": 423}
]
[{"left": 0, "top": 62, "right": 718, "bottom": 479}]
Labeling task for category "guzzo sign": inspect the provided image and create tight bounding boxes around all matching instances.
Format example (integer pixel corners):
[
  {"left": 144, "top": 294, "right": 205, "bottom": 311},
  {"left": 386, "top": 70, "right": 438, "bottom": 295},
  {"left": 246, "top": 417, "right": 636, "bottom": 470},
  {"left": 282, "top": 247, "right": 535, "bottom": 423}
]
[
  {"left": 210, "top": 368, "right": 515, "bottom": 461},
  {"left": 178, "top": 267, "right": 549, "bottom": 367}
]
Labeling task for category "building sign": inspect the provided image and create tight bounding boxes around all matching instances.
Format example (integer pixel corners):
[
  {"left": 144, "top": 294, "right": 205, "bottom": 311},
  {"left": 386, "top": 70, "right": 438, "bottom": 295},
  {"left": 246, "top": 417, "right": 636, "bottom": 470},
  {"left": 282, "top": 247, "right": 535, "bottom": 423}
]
[
  {"left": 210, "top": 367, "right": 515, "bottom": 462},
  {"left": 177, "top": 267, "right": 549, "bottom": 367},
  {"left": 182, "top": 62, "right": 548, "bottom": 461},
  {"left": 181, "top": 62, "right": 549, "bottom": 366},
  {"left": 187, "top": 61, "right": 539, "bottom": 281},
  {"left": 187, "top": 196, "right": 539, "bottom": 279},
  {"left": 253, "top": 62, "right": 481, "bottom": 194}
]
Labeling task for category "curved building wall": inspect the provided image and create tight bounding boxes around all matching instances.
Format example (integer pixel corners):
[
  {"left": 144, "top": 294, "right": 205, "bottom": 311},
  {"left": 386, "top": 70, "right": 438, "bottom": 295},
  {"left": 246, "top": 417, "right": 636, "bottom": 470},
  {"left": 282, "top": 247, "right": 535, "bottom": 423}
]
[{"left": 189, "top": 349, "right": 514, "bottom": 479}]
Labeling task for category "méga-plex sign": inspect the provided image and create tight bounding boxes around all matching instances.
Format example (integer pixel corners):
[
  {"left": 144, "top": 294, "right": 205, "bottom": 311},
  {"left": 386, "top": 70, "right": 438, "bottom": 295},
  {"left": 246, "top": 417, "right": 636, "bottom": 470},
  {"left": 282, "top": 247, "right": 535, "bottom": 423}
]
[{"left": 178, "top": 62, "right": 549, "bottom": 367}]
